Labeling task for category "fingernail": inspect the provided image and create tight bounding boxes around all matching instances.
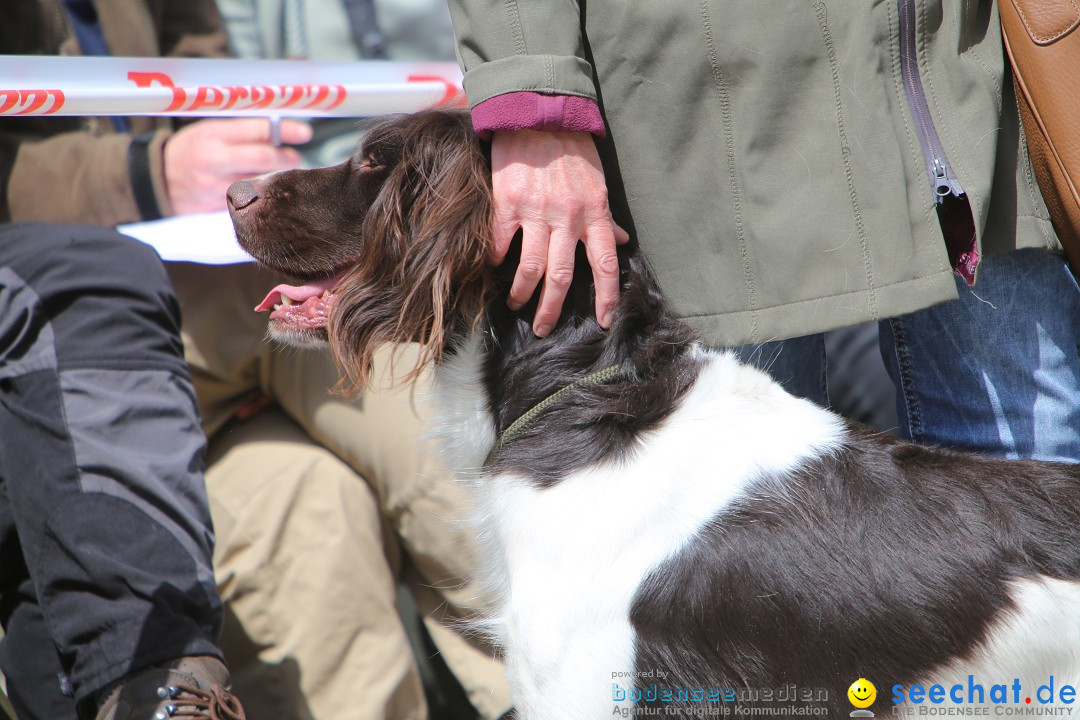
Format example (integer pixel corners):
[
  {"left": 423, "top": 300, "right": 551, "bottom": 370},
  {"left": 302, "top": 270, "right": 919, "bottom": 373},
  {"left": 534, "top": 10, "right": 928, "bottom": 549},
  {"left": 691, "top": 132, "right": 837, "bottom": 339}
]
[
  {"left": 507, "top": 300, "right": 523, "bottom": 311},
  {"left": 535, "top": 324, "right": 552, "bottom": 337},
  {"left": 600, "top": 311, "right": 612, "bottom": 328}
]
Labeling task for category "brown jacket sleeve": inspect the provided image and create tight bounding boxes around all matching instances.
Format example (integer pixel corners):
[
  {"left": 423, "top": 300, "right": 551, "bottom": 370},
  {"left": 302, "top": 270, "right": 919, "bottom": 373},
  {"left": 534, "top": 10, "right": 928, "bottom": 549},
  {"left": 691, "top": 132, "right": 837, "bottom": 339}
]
[
  {"left": 0, "top": 0, "right": 230, "bottom": 226},
  {"left": 2, "top": 124, "right": 174, "bottom": 226}
]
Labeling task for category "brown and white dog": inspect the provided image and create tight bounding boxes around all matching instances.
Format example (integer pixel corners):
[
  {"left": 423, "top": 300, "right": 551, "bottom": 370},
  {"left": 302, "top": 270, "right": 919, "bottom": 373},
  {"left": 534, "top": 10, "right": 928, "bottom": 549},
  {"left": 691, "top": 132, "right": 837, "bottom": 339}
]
[{"left": 227, "top": 110, "right": 1080, "bottom": 720}]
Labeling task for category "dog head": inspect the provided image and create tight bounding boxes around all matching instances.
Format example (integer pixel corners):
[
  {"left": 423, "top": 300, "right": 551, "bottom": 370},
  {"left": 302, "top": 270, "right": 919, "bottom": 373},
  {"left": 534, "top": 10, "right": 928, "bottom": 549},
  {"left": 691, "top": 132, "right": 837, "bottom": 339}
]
[{"left": 228, "top": 110, "right": 493, "bottom": 390}]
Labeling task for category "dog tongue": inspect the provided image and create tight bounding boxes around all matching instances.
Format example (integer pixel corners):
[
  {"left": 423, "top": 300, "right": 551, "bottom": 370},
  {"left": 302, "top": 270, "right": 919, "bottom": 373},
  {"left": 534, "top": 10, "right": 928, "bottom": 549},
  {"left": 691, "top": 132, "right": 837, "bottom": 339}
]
[{"left": 254, "top": 274, "right": 343, "bottom": 312}]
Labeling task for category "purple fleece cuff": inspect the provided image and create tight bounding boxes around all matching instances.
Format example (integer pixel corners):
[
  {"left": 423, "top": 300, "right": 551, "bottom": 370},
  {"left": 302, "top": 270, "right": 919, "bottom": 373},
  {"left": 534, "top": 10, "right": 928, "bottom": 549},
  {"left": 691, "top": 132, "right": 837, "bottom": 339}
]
[{"left": 471, "top": 92, "right": 606, "bottom": 140}]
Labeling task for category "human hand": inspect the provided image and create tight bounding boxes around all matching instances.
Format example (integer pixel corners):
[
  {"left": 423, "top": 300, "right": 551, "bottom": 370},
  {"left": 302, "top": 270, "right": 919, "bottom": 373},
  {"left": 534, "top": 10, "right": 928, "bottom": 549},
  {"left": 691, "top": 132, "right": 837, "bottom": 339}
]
[
  {"left": 163, "top": 118, "right": 313, "bottom": 215},
  {"left": 491, "top": 130, "right": 629, "bottom": 337}
]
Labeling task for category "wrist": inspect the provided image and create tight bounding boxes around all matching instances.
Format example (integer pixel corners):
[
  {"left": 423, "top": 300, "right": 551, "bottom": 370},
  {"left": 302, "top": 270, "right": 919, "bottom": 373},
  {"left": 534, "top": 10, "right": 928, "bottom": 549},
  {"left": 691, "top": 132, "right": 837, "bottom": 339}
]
[
  {"left": 129, "top": 130, "right": 174, "bottom": 220},
  {"left": 128, "top": 132, "right": 163, "bottom": 221}
]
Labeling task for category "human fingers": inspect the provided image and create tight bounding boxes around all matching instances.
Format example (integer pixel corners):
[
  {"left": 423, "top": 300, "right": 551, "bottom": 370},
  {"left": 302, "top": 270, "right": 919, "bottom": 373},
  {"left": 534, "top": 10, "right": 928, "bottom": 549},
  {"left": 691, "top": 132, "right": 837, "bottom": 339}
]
[
  {"left": 491, "top": 203, "right": 521, "bottom": 265},
  {"left": 165, "top": 123, "right": 299, "bottom": 213},
  {"left": 531, "top": 230, "right": 579, "bottom": 337},
  {"left": 614, "top": 221, "right": 630, "bottom": 245},
  {"left": 490, "top": 129, "right": 619, "bottom": 332},
  {"left": 202, "top": 117, "right": 313, "bottom": 145},
  {"left": 215, "top": 144, "right": 304, "bottom": 175},
  {"left": 582, "top": 222, "right": 622, "bottom": 329},
  {"left": 276, "top": 119, "right": 313, "bottom": 145},
  {"left": 490, "top": 134, "right": 529, "bottom": 264},
  {"left": 507, "top": 223, "right": 549, "bottom": 313}
]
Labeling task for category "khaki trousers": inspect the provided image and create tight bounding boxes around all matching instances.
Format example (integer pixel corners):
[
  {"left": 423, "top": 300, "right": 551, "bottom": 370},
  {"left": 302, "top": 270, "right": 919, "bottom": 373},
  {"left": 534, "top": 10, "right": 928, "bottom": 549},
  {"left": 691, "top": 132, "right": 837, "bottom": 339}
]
[{"left": 167, "top": 262, "right": 510, "bottom": 720}]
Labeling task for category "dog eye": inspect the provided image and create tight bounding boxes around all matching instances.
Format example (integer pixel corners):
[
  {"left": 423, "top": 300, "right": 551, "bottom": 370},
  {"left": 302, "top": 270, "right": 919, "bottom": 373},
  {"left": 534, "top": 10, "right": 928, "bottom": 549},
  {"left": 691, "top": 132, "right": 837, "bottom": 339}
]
[
  {"left": 363, "top": 150, "right": 392, "bottom": 169},
  {"left": 349, "top": 155, "right": 378, "bottom": 175},
  {"left": 367, "top": 145, "right": 400, "bottom": 169}
]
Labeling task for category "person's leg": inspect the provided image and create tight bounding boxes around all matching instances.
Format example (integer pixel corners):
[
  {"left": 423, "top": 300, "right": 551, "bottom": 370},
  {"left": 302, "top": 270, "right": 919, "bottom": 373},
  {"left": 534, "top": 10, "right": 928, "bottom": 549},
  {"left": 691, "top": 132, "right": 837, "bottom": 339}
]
[
  {"left": 169, "top": 262, "right": 443, "bottom": 720},
  {"left": 205, "top": 407, "right": 427, "bottom": 720},
  {"left": 824, "top": 324, "right": 899, "bottom": 431},
  {"left": 165, "top": 262, "right": 274, "bottom": 438},
  {"left": 731, "top": 333, "right": 829, "bottom": 406},
  {"left": 0, "top": 224, "right": 223, "bottom": 716},
  {"left": 0, "top": 483, "right": 78, "bottom": 718},
  {"left": 265, "top": 336, "right": 513, "bottom": 720},
  {"left": 879, "top": 248, "right": 1080, "bottom": 461}
]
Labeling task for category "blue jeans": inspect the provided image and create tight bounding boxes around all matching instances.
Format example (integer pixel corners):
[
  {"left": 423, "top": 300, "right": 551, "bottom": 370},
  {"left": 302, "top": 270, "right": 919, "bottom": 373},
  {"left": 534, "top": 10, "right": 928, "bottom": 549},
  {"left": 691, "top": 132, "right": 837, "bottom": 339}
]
[{"left": 735, "top": 249, "right": 1080, "bottom": 462}]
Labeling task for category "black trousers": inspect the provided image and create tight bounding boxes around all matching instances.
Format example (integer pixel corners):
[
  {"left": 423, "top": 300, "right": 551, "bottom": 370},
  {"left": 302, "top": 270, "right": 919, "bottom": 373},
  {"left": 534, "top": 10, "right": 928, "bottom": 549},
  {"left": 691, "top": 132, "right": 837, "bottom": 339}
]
[{"left": 0, "top": 224, "right": 222, "bottom": 719}]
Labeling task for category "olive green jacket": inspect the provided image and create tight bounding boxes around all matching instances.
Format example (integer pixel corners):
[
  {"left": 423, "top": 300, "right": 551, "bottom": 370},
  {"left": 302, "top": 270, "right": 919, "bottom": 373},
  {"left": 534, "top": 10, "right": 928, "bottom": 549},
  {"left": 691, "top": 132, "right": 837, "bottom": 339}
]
[
  {"left": 448, "top": 1, "right": 1059, "bottom": 345},
  {"left": 0, "top": 0, "right": 230, "bottom": 226}
]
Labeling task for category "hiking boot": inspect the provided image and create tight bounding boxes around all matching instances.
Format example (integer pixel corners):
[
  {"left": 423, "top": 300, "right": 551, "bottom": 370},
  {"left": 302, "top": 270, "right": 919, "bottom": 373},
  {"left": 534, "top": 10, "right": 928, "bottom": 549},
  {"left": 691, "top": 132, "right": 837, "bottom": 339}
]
[{"left": 94, "top": 656, "right": 245, "bottom": 720}]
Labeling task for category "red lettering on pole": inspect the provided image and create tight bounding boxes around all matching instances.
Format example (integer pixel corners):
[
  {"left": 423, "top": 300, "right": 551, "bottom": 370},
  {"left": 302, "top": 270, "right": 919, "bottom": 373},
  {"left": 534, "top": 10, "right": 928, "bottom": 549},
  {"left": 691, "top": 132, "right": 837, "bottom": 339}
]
[
  {"left": 407, "top": 75, "right": 466, "bottom": 108},
  {"left": 127, "top": 71, "right": 187, "bottom": 111},
  {"left": 0, "top": 88, "right": 66, "bottom": 115}
]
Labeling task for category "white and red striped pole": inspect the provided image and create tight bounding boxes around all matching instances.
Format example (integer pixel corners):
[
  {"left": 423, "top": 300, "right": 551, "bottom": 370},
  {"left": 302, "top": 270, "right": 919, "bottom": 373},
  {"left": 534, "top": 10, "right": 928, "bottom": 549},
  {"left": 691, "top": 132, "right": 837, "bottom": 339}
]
[{"left": 0, "top": 55, "right": 464, "bottom": 118}]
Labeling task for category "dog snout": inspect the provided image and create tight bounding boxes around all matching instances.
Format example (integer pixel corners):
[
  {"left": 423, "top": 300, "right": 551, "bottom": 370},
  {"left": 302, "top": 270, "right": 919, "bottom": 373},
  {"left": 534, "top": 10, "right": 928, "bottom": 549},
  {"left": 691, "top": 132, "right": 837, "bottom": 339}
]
[{"left": 227, "top": 180, "right": 259, "bottom": 211}]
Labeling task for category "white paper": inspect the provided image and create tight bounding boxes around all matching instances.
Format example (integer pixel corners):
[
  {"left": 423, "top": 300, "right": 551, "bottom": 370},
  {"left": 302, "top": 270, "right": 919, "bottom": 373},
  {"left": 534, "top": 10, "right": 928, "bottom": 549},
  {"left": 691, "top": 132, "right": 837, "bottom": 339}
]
[{"left": 118, "top": 211, "right": 255, "bottom": 265}]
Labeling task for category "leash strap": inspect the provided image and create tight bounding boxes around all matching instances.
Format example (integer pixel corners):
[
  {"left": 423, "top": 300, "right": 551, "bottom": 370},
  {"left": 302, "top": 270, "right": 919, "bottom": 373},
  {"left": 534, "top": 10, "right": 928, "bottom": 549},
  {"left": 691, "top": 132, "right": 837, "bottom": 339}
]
[{"left": 484, "top": 364, "right": 628, "bottom": 467}]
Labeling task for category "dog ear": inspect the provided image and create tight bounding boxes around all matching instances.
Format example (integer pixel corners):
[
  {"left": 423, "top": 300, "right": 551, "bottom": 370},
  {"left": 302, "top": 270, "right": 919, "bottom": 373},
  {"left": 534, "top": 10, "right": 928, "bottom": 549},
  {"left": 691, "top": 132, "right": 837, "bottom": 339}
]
[{"left": 329, "top": 113, "right": 493, "bottom": 392}]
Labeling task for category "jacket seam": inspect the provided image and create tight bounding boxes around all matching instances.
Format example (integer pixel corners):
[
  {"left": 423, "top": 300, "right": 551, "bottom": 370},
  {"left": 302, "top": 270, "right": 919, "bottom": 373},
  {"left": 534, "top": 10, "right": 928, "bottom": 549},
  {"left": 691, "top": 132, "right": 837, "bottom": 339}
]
[
  {"left": 505, "top": 0, "right": 528, "bottom": 56},
  {"left": 813, "top": 0, "right": 878, "bottom": 322},
  {"left": 48, "top": 0, "right": 68, "bottom": 52},
  {"left": 29, "top": 370, "right": 84, "bottom": 569},
  {"left": 466, "top": 86, "right": 596, "bottom": 109},
  {"left": 677, "top": 269, "right": 955, "bottom": 319},
  {"left": 1013, "top": 96, "right": 1055, "bottom": 248},
  {"left": 134, "top": 0, "right": 160, "bottom": 56},
  {"left": 475, "top": 87, "right": 595, "bottom": 99},
  {"left": 963, "top": 46, "right": 1002, "bottom": 113},
  {"left": 700, "top": 0, "right": 758, "bottom": 342}
]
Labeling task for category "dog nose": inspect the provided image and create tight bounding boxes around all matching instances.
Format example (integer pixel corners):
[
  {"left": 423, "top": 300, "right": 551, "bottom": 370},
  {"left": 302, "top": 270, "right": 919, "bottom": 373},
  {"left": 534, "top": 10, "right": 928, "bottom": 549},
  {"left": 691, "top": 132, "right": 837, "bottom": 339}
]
[{"left": 227, "top": 180, "right": 259, "bottom": 210}]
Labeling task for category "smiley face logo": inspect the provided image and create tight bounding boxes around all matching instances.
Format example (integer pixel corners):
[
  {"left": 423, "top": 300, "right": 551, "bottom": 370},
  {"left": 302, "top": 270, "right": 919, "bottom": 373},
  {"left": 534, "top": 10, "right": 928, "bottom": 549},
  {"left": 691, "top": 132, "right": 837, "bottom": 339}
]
[{"left": 848, "top": 678, "right": 876, "bottom": 709}]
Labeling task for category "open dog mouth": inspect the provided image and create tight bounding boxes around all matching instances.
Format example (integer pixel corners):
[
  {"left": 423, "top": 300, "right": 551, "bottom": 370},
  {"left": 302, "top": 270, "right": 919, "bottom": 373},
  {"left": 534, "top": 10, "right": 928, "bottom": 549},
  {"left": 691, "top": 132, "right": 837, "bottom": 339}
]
[{"left": 253, "top": 271, "right": 347, "bottom": 336}]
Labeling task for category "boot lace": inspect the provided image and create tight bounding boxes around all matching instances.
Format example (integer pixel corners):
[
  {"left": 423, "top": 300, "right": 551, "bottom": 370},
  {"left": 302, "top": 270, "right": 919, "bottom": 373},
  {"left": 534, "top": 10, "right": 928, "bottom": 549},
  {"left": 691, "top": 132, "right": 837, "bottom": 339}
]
[{"left": 152, "top": 683, "right": 246, "bottom": 720}]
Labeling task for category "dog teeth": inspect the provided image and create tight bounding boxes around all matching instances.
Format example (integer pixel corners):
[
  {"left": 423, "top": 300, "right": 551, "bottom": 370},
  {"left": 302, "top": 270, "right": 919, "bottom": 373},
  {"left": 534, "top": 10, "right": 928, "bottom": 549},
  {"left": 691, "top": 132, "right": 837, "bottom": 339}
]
[
  {"left": 279, "top": 293, "right": 294, "bottom": 306},
  {"left": 272, "top": 303, "right": 281, "bottom": 310},
  {"left": 322, "top": 290, "right": 331, "bottom": 298}
]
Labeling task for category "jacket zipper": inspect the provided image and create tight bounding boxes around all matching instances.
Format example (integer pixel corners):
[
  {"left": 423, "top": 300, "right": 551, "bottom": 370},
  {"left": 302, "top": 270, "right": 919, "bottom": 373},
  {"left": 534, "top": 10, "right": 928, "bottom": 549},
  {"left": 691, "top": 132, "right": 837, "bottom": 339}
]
[{"left": 897, "top": 0, "right": 964, "bottom": 204}]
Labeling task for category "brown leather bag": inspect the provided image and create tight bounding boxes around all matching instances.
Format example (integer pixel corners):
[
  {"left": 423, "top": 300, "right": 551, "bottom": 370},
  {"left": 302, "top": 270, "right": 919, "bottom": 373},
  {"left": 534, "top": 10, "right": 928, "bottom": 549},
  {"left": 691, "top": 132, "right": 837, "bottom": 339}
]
[{"left": 1000, "top": 0, "right": 1080, "bottom": 271}]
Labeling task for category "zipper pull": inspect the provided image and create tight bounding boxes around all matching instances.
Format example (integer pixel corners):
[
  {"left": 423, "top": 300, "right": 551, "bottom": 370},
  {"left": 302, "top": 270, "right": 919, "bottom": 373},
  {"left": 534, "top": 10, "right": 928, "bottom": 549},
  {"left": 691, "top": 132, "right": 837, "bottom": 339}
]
[{"left": 931, "top": 158, "right": 961, "bottom": 204}]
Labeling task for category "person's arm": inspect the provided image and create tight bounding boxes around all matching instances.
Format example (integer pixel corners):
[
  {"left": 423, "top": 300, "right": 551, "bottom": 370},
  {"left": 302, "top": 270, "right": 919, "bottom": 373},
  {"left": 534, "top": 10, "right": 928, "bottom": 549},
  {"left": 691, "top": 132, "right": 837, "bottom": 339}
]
[
  {"left": 0, "top": 0, "right": 311, "bottom": 226},
  {"left": 2, "top": 118, "right": 311, "bottom": 226},
  {"left": 448, "top": 0, "right": 596, "bottom": 112},
  {"left": 447, "top": 0, "right": 627, "bottom": 335},
  {"left": 2, "top": 128, "right": 172, "bottom": 226}
]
